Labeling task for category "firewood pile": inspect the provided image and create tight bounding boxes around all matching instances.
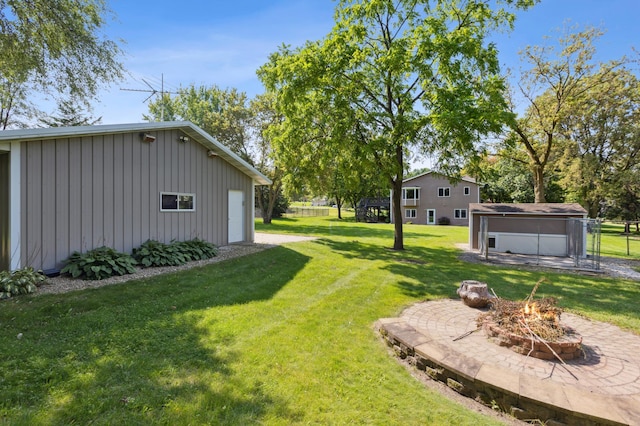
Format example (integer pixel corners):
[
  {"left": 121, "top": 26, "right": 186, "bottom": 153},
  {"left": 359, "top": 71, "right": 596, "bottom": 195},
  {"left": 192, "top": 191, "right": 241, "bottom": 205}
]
[{"left": 477, "top": 279, "right": 566, "bottom": 342}]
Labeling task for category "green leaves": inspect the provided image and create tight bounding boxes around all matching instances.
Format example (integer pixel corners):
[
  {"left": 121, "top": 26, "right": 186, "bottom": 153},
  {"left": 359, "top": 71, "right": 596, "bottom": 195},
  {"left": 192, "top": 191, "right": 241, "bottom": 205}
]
[
  {"left": 61, "top": 246, "right": 137, "bottom": 281},
  {"left": 132, "top": 239, "right": 218, "bottom": 268},
  {"left": 0, "top": 268, "right": 46, "bottom": 299},
  {"left": 259, "top": 0, "right": 533, "bottom": 249},
  {"left": 0, "top": 0, "right": 123, "bottom": 128}
]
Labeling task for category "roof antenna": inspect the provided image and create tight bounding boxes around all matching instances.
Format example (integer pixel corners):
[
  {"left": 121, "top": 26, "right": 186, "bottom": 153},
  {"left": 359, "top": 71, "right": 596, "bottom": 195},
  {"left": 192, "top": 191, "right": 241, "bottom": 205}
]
[{"left": 121, "top": 73, "right": 178, "bottom": 121}]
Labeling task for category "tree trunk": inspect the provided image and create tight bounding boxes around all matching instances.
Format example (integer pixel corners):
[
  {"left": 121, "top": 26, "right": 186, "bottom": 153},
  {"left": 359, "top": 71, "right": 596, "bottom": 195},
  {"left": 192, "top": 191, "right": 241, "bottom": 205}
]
[
  {"left": 587, "top": 200, "right": 599, "bottom": 219},
  {"left": 264, "top": 184, "right": 280, "bottom": 224},
  {"left": 392, "top": 177, "right": 404, "bottom": 250},
  {"left": 256, "top": 184, "right": 277, "bottom": 225},
  {"left": 532, "top": 164, "right": 546, "bottom": 203}
]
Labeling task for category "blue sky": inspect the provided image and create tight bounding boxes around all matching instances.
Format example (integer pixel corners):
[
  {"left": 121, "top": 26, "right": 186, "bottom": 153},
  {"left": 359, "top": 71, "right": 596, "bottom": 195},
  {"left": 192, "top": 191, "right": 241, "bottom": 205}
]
[{"left": 90, "top": 0, "right": 640, "bottom": 124}]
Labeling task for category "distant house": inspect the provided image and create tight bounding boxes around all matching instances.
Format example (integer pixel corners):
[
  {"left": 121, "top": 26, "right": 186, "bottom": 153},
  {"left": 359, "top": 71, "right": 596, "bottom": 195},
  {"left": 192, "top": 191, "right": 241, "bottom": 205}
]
[
  {"left": 392, "top": 172, "right": 480, "bottom": 225},
  {"left": 468, "top": 203, "right": 588, "bottom": 257},
  {"left": 0, "top": 121, "right": 270, "bottom": 273}
]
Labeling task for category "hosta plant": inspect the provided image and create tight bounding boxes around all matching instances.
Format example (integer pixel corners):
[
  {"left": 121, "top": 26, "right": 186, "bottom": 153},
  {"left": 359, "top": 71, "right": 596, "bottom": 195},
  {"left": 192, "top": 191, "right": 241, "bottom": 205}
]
[
  {"left": 173, "top": 239, "right": 218, "bottom": 261},
  {"left": 61, "top": 246, "right": 137, "bottom": 280},
  {"left": 0, "top": 267, "right": 46, "bottom": 299},
  {"left": 132, "top": 240, "right": 188, "bottom": 267}
]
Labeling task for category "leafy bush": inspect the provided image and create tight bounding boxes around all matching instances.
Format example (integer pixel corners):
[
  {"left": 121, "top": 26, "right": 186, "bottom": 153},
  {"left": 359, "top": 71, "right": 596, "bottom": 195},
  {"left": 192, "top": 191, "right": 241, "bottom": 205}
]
[
  {"left": 133, "top": 239, "right": 218, "bottom": 267},
  {"left": 437, "top": 216, "right": 451, "bottom": 225},
  {"left": 61, "top": 246, "right": 137, "bottom": 280},
  {"left": 0, "top": 267, "right": 46, "bottom": 299},
  {"left": 172, "top": 239, "right": 218, "bottom": 261},
  {"left": 132, "top": 240, "right": 188, "bottom": 267}
]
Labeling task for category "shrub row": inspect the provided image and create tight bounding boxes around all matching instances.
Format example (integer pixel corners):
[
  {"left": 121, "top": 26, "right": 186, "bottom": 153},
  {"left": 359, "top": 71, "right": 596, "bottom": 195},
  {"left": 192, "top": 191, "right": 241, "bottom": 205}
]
[
  {"left": 0, "top": 267, "right": 46, "bottom": 299},
  {"left": 61, "top": 239, "right": 218, "bottom": 281}
]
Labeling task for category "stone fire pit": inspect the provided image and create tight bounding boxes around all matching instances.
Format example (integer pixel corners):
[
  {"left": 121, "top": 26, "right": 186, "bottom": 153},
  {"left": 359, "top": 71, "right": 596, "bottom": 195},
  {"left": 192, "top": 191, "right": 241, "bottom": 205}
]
[
  {"left": 481, "top": 317, "right": 583, "bottom": 361},
  {"left": 469, "top": 279, "right": 584, "bottom": 362}
]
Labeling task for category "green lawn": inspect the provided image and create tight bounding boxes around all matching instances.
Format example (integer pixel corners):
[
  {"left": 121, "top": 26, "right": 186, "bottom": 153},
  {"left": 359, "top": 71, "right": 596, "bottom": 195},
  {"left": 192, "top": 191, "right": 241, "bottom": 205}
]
[
  {"left": 1, "top": 213, "right": 638, "bottom": 425},
  {"left": 600, "top": 222, "right": 640, "bottom": 259}
]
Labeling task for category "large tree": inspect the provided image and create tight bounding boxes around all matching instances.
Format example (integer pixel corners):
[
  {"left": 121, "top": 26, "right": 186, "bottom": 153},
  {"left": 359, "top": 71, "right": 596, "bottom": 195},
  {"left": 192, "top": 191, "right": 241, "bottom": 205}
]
[
  {"left": 0, "top": 0, "right": 124, "bottom": 129},
  {"left": 556, "top": 68, "right": 640, "bottom": 217},
  {"left": 259, "top": 0, "right": 534, "bottom": 250},
  {"left": 468, "top": 152, "right": 564, "bottom": 203},
  {"left": 249, "top": 92, "right": 287, "bottom": 224},
  {"left": 37, "top": 97, "right": 102, "bottom": 127},
  {"left": 506, "top": 26, "right": 626, "bottom": 203}
]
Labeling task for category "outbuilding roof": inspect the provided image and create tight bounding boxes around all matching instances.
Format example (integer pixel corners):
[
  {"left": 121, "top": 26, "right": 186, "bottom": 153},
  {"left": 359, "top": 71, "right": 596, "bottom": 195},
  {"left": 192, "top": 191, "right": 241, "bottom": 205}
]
[
  {"left": 469, "top": 203, "right": 587, "bottom": 215},
  {"left": 0, "top": 121, "right": 271, "bottom": 185}
]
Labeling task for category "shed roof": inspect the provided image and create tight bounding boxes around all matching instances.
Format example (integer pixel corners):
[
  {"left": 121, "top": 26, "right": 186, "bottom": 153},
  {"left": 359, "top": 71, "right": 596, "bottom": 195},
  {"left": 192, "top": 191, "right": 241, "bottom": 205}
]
[
  {"left": 0, "top": 121, "right": 271, "bottom": 185},
  {"left": 469, "top": 203, "right": 587, "bottom": 215}
]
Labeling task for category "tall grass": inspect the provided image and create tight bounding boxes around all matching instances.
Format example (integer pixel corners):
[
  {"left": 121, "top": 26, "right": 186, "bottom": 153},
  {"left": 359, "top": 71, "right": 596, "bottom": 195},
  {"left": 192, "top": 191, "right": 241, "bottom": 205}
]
[{"left": 1, "top": 213, "right": 638, "bottom": 424}]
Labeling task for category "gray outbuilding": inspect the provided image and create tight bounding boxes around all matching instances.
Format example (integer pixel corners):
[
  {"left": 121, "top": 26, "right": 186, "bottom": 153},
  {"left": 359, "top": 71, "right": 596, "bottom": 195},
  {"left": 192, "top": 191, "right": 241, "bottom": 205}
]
[
  {"left": 469, "top": 203, "right": 589, "bottom": 257},
  {"left": 0, "top": 121, "right": 270, "bottom": 273}
]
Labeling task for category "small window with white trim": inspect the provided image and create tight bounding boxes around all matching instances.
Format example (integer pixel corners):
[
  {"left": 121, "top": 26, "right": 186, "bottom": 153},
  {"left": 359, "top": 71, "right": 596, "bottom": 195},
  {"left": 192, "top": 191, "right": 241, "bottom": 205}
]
[
  {"left": 405, "top": 209, "right": 417, "bottom": 218},
  {"left": 438, "top": 187, "right": 450, "bottom": 197},
  {"left": 454, "top": 209, "right": 467, "bottom": 219},
  {"left": 160, "top": 192, "right": 195, "bottom": 212},
  {"left": 464, "top": 186, "right": 470, "bottom": 196}
]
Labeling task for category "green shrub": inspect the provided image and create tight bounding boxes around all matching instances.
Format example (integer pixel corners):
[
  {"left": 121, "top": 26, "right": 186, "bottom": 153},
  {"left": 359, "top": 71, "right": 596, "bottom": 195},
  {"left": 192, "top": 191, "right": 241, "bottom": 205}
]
[
  {"left": 437, "top": 216, "right": 451, "bottom": 225},
  {"left": 0, "top": 267, "right": 46, "bottom": 299},
  {"left": 132, "top": 240, "right": 188, "bottom": 267},
  {"left": 172, "top": 239, "right": 218, "bottom": 261},
  {"left": 61, "top": 246, "right": 137, "bottom": 280}
]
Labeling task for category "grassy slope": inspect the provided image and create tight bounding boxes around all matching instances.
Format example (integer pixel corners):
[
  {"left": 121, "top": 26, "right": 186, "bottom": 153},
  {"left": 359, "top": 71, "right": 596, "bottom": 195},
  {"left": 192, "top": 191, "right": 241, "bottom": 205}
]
[{"left": 1, "top": 213, "right": 638, "bottom": 424}]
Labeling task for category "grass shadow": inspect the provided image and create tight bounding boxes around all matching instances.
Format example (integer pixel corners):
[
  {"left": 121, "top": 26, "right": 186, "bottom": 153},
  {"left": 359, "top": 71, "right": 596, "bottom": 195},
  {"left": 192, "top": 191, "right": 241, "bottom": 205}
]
[
  {"left": 0, "top": 246, "right": 308, "bottom": 423},
  {"left": 257, "top": 217, "right": 438, "bottom": 241}
]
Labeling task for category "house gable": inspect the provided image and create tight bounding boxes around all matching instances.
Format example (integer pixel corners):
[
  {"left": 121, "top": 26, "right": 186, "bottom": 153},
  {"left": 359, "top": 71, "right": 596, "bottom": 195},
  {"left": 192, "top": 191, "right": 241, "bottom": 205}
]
[{"left": 396, "top": 171, "right": 480, "bottom": 225}]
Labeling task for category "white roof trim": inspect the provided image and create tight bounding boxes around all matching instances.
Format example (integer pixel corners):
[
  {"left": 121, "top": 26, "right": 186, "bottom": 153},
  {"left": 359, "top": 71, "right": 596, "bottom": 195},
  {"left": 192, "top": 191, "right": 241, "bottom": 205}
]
[{"left": 0, "top": 121, "right": 271, "bottom": 185}]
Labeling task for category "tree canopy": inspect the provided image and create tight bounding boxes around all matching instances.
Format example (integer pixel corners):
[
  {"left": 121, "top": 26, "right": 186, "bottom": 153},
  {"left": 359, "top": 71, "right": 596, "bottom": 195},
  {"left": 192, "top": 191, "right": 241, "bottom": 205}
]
[
  {"left": 37, "top": 97, "right": 102, "bottom": 127},
  {"left": 556, "top": 68, "right": 640, "bottom": 217},
  {"left": 260, "top": 0, "right": 535, "bottom": 249},
  {"left": 504, "top": 26, "right": 627, "bottom": 203},
  {"left": 0, "top": 0, "right": 124, "bottom": 129}
]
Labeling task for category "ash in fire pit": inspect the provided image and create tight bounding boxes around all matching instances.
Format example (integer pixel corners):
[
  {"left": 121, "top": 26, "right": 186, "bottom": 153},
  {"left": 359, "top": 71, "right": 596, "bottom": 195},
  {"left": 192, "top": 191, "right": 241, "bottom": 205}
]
[{"left": 476, "top": 279, "right": 583, "bottom": 361}]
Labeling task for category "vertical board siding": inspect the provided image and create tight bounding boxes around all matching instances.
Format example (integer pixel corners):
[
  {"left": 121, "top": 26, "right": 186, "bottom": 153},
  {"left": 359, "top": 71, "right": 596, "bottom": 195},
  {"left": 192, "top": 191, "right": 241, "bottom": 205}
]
[
  {"left": 92, "top": 135, "right": 106, "bottom": 247},
  {"left": 23, "top": 142, "right": 43, "bottom": 269},
  {"left": 21, "top": 130, "right": 254, "bottom": 271},
  {"left": 0, "top": 153, "right": 9, "bottom": 270},
  {"left": 68, "top": 138, "right": 82, "bottom": 255},
  {"left": 54, "top": 139, "right": 70, "bottom": 267},
  {"left": 80, "top": 137, "right": 94, "bottom": 251},
  {"left": 131, "top": 132, "right": 142, "bottom": 246}
]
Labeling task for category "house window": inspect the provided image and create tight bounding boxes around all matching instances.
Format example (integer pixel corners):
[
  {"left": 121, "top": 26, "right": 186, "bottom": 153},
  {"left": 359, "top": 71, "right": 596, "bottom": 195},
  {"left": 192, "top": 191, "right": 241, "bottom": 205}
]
[
  {"left": 405, "top": 209, "right": 417, "bottom": 218},
  {"left": 454, "top": 209, "right": 467, "bottom": 219},
  {"left": 464, "top": 186, "right": 470, "bottom": 196},
  {"left": 160, "top": 192, "right": 195, "bottom": 212},
  {"left": 402, "top": 187, "right": 420, "bottom": 201},
  {"left": 438, "top": 187, "right": 450, "bottom": 197},
  {"left": 488, "top": 237, "right": 496, "bottom": 248}
]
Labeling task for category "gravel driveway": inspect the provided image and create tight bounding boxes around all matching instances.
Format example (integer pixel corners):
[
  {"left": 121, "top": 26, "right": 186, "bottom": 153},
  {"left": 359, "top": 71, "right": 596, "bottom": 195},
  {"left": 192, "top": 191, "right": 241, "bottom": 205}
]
[{"left": 254, "top": 232, "right": 318, "bottom": 245}]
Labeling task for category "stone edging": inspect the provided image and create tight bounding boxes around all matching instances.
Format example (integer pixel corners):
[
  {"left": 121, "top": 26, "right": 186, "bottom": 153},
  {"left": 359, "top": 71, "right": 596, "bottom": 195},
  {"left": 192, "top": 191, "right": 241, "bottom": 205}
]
[{"left": 376, "top": 318, "right": 634, "bottom": 426}]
